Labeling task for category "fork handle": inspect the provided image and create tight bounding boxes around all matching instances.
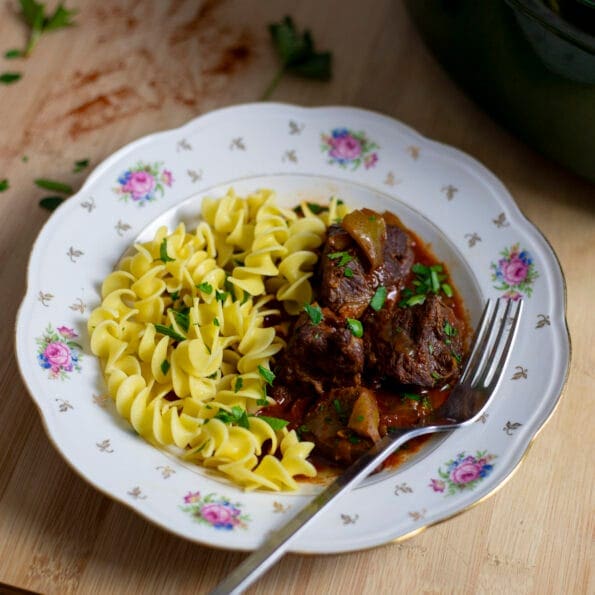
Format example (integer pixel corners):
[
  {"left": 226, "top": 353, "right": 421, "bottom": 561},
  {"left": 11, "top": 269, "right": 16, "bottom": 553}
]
[{"left": 209, "top": 426, "right": 430, "bottom": 595}]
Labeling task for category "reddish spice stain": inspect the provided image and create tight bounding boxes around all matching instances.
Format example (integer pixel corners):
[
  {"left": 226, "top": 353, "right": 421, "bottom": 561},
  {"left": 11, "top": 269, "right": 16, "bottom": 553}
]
[
  {"left": 66, "top": 86, "right": 161, "bottom": 139},
  {"left": 203, "top": 40, "right": 252, "bottom": 76}
]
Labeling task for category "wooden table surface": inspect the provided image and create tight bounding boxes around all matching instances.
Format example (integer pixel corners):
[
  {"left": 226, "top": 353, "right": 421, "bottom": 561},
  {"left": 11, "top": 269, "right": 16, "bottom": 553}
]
[{"left": 1, "top": 1, "right": 592, "bottom": 593}]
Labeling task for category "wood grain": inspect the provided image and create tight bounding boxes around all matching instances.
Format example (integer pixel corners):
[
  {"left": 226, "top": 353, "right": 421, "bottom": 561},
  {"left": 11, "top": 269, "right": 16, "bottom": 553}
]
[{"left": 1, "top": 1, "right": 593, "bottom": 593}]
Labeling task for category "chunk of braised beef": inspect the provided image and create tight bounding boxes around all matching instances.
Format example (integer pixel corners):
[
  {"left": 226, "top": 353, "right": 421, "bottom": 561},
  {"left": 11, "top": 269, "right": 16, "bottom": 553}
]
[
  {"left": 276, "top": 308, "right": 364, "bottom": 394},
  {"left": 319, "top": 220, "right": 414, "bottom": 319},
  {"left": 319, "top": 225, "right": 373, "bottom": 319},
  {"left": 374, "top": 222, "right": 414, "bottom": 290},
  {"left": 364, "top": 294, "right": 464, "bottom": 388},
  {"left": 302, "top": 387, "right": 376, "bottom": 466}
]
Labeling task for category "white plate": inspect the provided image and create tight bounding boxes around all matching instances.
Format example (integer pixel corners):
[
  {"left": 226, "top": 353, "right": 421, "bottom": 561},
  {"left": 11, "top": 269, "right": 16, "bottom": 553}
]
[{"left": 15, "top": 104, "right": 569, "bottom": 553}]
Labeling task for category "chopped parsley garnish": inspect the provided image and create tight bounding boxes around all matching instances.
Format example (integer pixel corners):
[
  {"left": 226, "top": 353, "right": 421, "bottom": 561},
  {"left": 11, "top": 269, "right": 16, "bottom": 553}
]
[
  {"left": 234, "top": 377, "right": 243, "bottom": 392},
  {"left": 256, "top": 397, "right": 269, "bottom": 407},
  {"left": 258, "top": 416, "right": 289, "bottom": 430},
  {"left": 304, "top": 303, "right": 323, "bottom": 324},
  {"left": 73, "top": 158, "right": 90, "bottom": 173},
  {"left": 159, "top": 238, "right": 175, "bottom": 262},
  {"left": 343, "top": 266, "right": 354, "bottom": 278},
  {"left": 333, "top": 399, "right": 342, "bottom": 414},
  {"left": 172, "top": 309, "right": 190, "bottom": 332},
  {"left": 169, "top": 290, "right": 180, "bottom": 301},
  {"left": 224, "top": 278, "right": 237, "bottom": 301},
  {"left": 160, "top": 360, "right": 170, "bottom": 375},
  {"left": 370, "top": 286, "right": 387, "bottom": 311},
  {"left": 0, "top": 72, "right": 22, "bottom": 85},
  {"left": 402, "top": 392, "right": 421, "bottom": 402},
  {"left": 34, "top": 178, "right": 73, "bottom": 193},
  {"left": 258, "top": 365, "right": 275, "bottom": 385},
  {"left": 0, "top": 179, "right": 9, "bottom": 192},
  {"left": 431, "top": 371, "right": 442, "bottom": 380},
  {"left": 348, "top": 434, "right": 361, "bottom": 444},
  {"left": 215, "top": 290, "right": 229, "bottom": 302},
  {"left": 346, "top": 318, "right": 363, "bottom": 338},
  {"left": 294, "top": 202, "right": 327, "bottom": 215},
  {"left": 444, "top": 321, "right": 457, "bottom": 337},
  {"left": 328, "top": 251, "right": 353, "bottom": 267},
  {"left": 215, "top": 406, "right": 249, "bottom": 429},
  {"left": 4, "top": 49, "right": 22, "bottom": 59},
  {"left": 355, "top": 415, "right": 364, "bottom": 422},
  {"left": 213, "top": 317, "right": 220, "bottom": 327},
  {"left": 296, "top": 424, "right": 309, "bottom": 438},
  {"left": 196, "top": 281, "right": 213, "bottom": 294},
  {"left": 399, "top": 263, "right": 453, "bottom": 307},
  {"left": 38, "top": 196, "right": 64, "bottom": 211},
  {"left": 154, "top": 324, "right": 185, "bottom": 342}
]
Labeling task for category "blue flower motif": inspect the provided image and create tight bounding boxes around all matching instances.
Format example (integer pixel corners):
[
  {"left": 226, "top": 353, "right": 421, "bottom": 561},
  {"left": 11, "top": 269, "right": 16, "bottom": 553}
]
[
  {"left": 118, "top": 170, "right": 132, "bottom": 185},
  {"left": 479, "top": 464, "right": 493, "bottom": 478},
  {"left": 331, "top": 128, "right": 349, "bottom": 138},
  {"left": 519, "top": 251, "right": 532, "bottom": 265},
  {"left": 38, "top": 353, "right": 51, "bottom": 369}
]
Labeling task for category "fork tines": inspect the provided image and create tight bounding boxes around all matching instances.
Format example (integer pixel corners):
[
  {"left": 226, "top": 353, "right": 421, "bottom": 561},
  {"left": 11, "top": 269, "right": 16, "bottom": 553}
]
[{"left": 461, "top": 298, "right": 523, "bottom": 392}]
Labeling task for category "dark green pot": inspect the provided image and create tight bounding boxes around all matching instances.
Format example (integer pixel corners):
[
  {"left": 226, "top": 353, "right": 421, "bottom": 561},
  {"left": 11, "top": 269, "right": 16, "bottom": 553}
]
[{"left": 405, "top": 0, "right": 595, "bottom": 182}]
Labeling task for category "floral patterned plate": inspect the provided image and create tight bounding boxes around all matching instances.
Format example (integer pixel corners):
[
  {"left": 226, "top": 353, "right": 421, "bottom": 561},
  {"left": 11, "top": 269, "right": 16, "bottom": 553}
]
[{"left": 15, "top": 104, "right": 570, "bottom": 553}]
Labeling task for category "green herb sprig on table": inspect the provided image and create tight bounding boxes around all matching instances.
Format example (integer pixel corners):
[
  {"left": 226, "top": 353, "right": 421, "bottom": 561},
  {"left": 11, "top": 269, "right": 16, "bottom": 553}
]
[
  {"left": 35, "top": 178, "right": 72, "bottom": 211},
  {"left": 264, "top": 16, "right": 332, "bottom": 100},
  {"left": 18, "top": 0, "right": 77, "bottom": 58},
  {"left": 0, "top": 72, "right": 22, "bottom": 85}
]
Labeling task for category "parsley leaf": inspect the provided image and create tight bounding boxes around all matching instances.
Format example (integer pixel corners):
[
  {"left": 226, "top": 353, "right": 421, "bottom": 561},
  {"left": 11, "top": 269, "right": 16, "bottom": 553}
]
[
  {"left": 328, "top": 251, "right": 352, "bottom": 266},
  {"left": 0, "top": 72, "right": 22, "bottom": 85},
  {"left": 443, "top": 321, "right": 458, "bottom": 337},
  {"left": 39, "top": 196, "right": 64, "bottom": 211},
  {"left": 160, "top": 360, "right": 170, "bottom": 375},
  {"left": 159, "top": 238, "right": 174, "bottom": 262},
  {"left": 304, "top": 303, "right": 323, "bottom": 325},
  {"left": 196, "top": 281, "right": 213, "bottom": 294},
  {"left": 19, "top": 0, "right": 77, "bottom": 57},
  {"left": 215, "top": 290, "right": 229, "bottom": 303},
  {"left": 399, "top": 263, "right": 453, "bottom": 307},
  {"left": 258, "top": 365, "right": 275, "bottom": 385},
  {"left": 346, "top": 318, "right": 363, "bottom": 338},
  {"left": 34, "top": 178, "right": 72, "bottom": 194},
  {"left": 154, "top": 324, "right": 185, "bottom": 342},
  {"left": 370, "top": 286, "right": 387, "bottom": 311},
  {"left": 264, "top": 15, "right": 332, "bottom": 100},
  {"left": 215, "top": 406, "right": 249, "bottom": 429},
  {"left": 343, "top": 266, "right": 354, "bottom": 278},
  {"left": 257, "top": 416, "right": 289, "bottom": 431},
  {"left": 73, "top": 158, "right": 90, "bottom": 173},
  {"left": 172, "top": 310, "right": 190, "bottom": 332},
  {"left": 0, "top": 179, "right": 9, "bottom": 192},
  {"left": 234, "top": 377, "right": 243, "bottom": 393},
  {"left": 4, "top": 49, "right": 22, "bottom": 59}
]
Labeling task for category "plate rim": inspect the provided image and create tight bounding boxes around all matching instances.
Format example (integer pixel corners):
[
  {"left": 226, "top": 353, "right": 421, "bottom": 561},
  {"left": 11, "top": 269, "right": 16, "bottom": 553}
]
[{"left": 14, "top": 102, "right": 572, "bottom": 553}]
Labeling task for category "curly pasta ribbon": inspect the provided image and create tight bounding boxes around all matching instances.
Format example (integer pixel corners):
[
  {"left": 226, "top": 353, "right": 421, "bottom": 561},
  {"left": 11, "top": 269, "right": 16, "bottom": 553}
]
[{"left": 88, "top": 189, "right": 348, "bottom": 491}]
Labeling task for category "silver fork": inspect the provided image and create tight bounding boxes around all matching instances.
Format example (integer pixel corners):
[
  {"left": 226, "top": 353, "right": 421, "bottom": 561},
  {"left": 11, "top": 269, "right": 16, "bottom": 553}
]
[{"left": 210, "top": 298, "right": 523, "bottom": 595}]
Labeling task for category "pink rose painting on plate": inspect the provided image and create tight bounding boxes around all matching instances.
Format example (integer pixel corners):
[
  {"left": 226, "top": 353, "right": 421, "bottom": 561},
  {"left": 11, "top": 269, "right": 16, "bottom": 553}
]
[
  {"left": 491, "top": 243, "right": 538, "bottom": 300},
  {"left": 114, "top": 161, "right": 173, "bottom": 205},
  {"left": 36, "top": 324, "right": 83, "bottom": 380},
  {"left": 180, "top": 490, "right": 250, "bottom": 531},
  {"left": 429, "top": 451, "right": 496, "bottom": 496},
  {"left": 321, "top": 128, "right": 379, "bottom": 171}
]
